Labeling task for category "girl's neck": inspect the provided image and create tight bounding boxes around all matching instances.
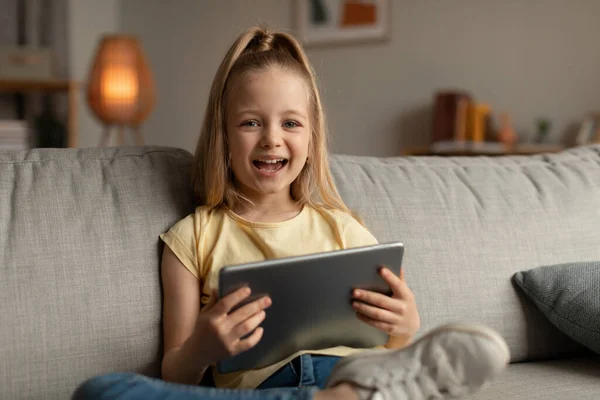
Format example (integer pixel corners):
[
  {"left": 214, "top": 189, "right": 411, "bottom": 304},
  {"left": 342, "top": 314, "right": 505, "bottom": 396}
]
[{"left": 232, "top": 192, "right": 303, "bottom": 223}]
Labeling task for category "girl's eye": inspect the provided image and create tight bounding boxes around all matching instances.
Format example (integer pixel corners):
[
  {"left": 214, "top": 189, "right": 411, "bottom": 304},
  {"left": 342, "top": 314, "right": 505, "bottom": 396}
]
[
  {"left": 241, "top": 120, "right": 259, "bottom": 127},
  {"left": 283, "top": 120, "right": 300, "bottom": 129}
]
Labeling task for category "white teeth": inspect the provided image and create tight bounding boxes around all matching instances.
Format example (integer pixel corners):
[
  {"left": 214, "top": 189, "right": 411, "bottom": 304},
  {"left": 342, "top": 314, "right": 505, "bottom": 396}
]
[{"left": 256, "top": 159, "right": 284, "bottom": 164}]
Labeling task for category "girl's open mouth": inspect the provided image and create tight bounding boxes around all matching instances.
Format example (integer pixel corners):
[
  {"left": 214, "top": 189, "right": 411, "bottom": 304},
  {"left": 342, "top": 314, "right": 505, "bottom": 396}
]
[{"left": 253, "top": 159, "right": 288, "bottom": 173}]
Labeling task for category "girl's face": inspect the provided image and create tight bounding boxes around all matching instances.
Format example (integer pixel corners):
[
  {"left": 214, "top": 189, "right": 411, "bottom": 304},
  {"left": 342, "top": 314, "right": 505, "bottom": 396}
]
[{"left": 226, "top": 67, "right": 311, "bottom": 205}]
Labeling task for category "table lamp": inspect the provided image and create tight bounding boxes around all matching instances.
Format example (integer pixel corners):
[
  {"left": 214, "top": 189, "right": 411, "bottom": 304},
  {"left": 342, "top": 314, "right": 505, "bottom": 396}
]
[{"left": 86, "top": 35, "right": 155, "bottom": 146}]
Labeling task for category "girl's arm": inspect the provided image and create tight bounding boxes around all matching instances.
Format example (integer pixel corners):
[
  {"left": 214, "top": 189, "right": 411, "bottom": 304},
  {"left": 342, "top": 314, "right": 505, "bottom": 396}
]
[
  {"left": 160, "top": 245, "right": 210, "bottom": 384},
  {"left": 160, "top": 245, "right": 270, "bottom": 384}
]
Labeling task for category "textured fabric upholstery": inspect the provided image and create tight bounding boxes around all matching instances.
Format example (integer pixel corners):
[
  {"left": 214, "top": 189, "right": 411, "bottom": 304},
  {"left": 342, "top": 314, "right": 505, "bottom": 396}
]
[
  {"left": 0, "top": 147, "right": 195, "bottom": 399},
  {"left": 330, "top": 146, "right": 600, "bottom": 363},
  {"left": 2, "top": 145, "right": 600, "bottom": 399}
]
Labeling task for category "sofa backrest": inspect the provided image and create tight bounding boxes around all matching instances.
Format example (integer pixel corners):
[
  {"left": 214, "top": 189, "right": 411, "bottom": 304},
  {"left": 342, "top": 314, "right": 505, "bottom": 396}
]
[
  {"left": 0, "top": 147, "right": 195, "bottom": 400},
  {"left": 2, "top": 145, "right": 599, "bottom": 399},
  {"left": 330, "top": 145, "right": 600, "bottom": 364}
]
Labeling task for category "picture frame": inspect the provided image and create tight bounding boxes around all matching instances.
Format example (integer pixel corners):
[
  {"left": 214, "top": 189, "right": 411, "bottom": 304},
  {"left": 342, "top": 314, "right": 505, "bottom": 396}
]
[{"left": 294, "top": 0, "right": 391, "bottom": 47}]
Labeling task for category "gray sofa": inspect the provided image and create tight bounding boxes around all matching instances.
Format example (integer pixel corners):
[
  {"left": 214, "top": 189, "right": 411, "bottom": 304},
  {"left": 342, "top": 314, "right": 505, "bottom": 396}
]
[{"left": 1, "top": 145, "right": 599, "bottom": 399}]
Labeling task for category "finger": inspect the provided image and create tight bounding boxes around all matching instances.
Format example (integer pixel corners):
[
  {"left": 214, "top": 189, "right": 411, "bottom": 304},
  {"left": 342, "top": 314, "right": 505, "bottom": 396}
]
[
  {"left": 233, "top": 327, "right": 264, "bottom": 354},
  {"left": 352, "top": 300, "right": 400, "bottom": 324},
  {"left": 395, "top": 277, "right": 414, "bottom": 300},
  {"left": 227, "top": 295, "right": 272, "bottom": 327},
  {"left": 353, "top": 288, "right": 403, "bottom": 314},
  {"left": 356, "top": 312, "right": 394, "bottom": 335},
  {"left": 213, "top": 287, "right": 252, "bottom": 315},
  {"left": 379, "top": 267, "right": 404, "bottom": 296},
  {"left": 381, "top": 267, "right": 413, "bottom": 300},
  {"left": 231, "top": 309, "right": 266, "bottom": 339}
]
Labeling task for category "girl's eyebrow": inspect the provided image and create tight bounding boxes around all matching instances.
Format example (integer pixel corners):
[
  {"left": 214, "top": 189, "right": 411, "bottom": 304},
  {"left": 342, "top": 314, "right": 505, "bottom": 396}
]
[
  {"left": 234, "top": 109, "right": 308, "bottom": 119},
  {"left": 282, "top": 110, "right": 308, "bottom": 119},
  {"left": 233, "top": 107, "right": 260, "bottom": 116}
]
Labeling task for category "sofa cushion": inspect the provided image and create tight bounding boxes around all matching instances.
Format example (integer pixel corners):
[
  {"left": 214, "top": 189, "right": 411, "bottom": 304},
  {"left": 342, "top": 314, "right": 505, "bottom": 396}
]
[
  {"left": 464, "top": 357, "right": 600, "bottom": 400},
  {"left": 330, "top": 145, "right": 600, "bottom": 363},
  {"left": 0, "top": 147, "right": 195, "bottom": 400},
  {"left": 513, "top": 261, "right": 600, "bottom": 355}
]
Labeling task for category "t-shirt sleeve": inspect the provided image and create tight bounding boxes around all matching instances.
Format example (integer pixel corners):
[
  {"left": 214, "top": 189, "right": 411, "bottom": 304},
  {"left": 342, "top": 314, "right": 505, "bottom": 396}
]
[
  {"left": 342, "top": 214, "right": 379, "bottom": 248},
  {"left": 159, "top": 213, "right": 200, "bottom": 279}
]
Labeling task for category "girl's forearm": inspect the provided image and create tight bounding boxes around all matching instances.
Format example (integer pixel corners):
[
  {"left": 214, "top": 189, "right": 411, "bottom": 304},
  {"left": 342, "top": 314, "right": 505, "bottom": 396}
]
[{"left": 161, "top": 333, "right": 211, "bottom": 385}]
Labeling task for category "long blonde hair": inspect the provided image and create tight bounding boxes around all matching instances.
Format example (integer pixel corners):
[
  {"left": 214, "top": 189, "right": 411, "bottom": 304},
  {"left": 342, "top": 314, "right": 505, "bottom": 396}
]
[{"left": 192, "top": 26, "right": 354, "bottom": 217}]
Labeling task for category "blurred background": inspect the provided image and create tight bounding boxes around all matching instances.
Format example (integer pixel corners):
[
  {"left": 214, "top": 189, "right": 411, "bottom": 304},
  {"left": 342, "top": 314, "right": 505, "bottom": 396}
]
[{"left": 1, "top": 0, "right": 600, "bottom": 157}]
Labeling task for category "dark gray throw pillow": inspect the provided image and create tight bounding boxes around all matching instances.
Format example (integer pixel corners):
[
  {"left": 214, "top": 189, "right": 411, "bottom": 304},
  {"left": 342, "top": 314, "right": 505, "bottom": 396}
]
[{"left": 513, "top": 261, "right": 600, "bottom": 355}]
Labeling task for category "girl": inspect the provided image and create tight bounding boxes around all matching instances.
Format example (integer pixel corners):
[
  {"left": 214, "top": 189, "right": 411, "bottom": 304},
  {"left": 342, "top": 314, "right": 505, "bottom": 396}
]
[{"left": 73, "top": 26, "right": 509, "bottom": 400}]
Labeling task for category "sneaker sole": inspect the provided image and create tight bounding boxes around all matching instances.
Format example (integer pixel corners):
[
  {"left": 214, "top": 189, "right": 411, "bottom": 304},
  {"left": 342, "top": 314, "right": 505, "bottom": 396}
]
[
  {"left": 338, "top": 322, "right": 511, "bottom": 367},
  {"left": 416, "top": 322, "right": 511, "bottom": 366},
  {"left": 326, "top": 322, "right": 511, "bottom": 394}
]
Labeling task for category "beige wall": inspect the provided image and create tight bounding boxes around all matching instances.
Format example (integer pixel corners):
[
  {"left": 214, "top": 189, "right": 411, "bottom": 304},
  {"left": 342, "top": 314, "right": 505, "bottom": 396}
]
[
  {"left": 120, "top": 0, "right": 600, "bottom": 156},
  {"left": 68, "top": 0, "right": 121, "bottom": 148}
]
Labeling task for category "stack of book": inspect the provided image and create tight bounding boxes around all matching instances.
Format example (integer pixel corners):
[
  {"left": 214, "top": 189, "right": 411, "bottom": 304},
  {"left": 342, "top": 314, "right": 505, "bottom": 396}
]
[
  {"left": 431, "top": 91, "right": 504, "bottom": 153},
  {"left": 0, "top": 120, "right": 29, "bottom": 150}
]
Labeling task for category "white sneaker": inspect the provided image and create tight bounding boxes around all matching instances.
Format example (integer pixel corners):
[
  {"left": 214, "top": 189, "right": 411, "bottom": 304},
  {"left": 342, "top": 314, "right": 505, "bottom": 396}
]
[{"left": 326, "top": 323, "right": 510, "bottom": 400}]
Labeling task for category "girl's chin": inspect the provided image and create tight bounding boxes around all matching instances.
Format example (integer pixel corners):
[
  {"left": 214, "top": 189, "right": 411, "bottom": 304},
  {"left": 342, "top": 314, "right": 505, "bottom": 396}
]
[{"left": 237, "top": 182, "right": 295, "bottom": 200}]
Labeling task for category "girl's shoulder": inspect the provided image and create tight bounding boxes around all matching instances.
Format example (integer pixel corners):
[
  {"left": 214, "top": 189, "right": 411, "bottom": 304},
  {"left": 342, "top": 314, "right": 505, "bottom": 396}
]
[
  {"left": 308, "top": 206, "right": 364, "bottom": 230},
  {"left": 309, "top": 206, "right": 378, "bottom": 247},
  {"left": 194, "top": 204, "right": 227, "bottom": 219},
  {"left": 168, "top": 205, "right": 227, "bottom": 232}
]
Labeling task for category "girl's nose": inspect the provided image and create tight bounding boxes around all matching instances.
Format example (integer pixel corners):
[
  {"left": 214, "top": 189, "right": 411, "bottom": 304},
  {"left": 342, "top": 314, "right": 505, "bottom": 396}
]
[{"left": 260, "top": 124, "right": 283, "bottom": 148}]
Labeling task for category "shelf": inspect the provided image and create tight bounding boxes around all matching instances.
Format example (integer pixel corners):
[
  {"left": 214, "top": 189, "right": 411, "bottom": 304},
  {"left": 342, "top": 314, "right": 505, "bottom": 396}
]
[
  {"left": 0, "top": 79, "right": 80, "bottom": 147},
  {"left": 0, "top": 79, "right": 77, "bottom": 92},
  {"left": 401, "top": 144, "right": 566, "bottom": 157}
]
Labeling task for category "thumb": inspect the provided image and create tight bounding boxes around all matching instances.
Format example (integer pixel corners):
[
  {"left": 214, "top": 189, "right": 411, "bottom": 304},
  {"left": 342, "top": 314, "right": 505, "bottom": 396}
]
[{"left": 400, "top": 268, "right": 405, "bottom": 281}]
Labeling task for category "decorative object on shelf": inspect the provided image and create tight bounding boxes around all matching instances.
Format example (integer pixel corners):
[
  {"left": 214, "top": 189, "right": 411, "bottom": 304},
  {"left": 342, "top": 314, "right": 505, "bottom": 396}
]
[
  {"left": 430, "top": 90, "right": 504, "bottom": 153},
  {"left": 415, "top": 90, "right": 568, "bottom": 156},
  {"left": 535, "top": 117, "right": 552, "bottom": 143},
  {"left": 470, "top": 103, "right": 491, "bottom": 143},
  {"left": 497, "top": 113, "right": 517, "bottom": 150},
  {"left": 33, "top": 96, "right": 67, "bottom": 148},
  {"left": 0, "top": 47, "right": 55, "bottom": 81},
  {"left": 431, "top": 90, "right": 472, "bottom": 145},
  {"left": 295, "top": 0, "right": 391, "bottom": 46},
  {"left": 86, "top": 35, "right": 156, "bottom": 146},
  {"left": 0, "top": 120, "right": 29, "bottom": 150},
  {"left": 0, "top": 80, "right": 79, "bottom": 148},
  {"left": 575, "top": 113, "right": 600, "bottom": 146}
]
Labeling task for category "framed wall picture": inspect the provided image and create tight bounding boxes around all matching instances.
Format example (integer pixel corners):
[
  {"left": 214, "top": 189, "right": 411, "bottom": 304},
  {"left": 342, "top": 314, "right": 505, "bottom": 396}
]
[{"left": 295, "top": 0, "right": 391, "bottom": 46}]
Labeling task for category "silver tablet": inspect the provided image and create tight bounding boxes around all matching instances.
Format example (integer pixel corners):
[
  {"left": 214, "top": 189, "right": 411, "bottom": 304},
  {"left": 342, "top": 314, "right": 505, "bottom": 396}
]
[{"left": 216, "top": 241, "right": 404, "bottom": 374}]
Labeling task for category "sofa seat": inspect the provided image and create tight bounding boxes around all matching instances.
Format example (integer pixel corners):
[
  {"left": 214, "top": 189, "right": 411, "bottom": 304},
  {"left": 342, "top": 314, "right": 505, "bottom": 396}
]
[{"left": 467, "top": 356, "right": 600, "bottom": 400}]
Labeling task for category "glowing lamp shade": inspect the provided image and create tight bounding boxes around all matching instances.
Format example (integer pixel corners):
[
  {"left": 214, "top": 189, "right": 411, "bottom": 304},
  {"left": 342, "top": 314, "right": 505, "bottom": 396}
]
[
  {"left": 100, "top": 65, "right": 139, "bottom": 118},
  {"left": 87, "top": 35, "right": 155, "bottom": 145}
]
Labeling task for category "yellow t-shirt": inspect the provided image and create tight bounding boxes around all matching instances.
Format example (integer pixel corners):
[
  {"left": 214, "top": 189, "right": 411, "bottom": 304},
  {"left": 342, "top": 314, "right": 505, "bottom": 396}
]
[{"left": 159, "top": 205, "right": 379, "bottom": 389}]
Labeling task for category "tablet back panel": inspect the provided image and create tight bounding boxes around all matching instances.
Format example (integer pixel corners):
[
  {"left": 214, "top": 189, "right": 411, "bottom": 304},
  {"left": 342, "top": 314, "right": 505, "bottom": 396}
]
[{"left": 217, "top": 242, "right": 404, "bottom": 373}]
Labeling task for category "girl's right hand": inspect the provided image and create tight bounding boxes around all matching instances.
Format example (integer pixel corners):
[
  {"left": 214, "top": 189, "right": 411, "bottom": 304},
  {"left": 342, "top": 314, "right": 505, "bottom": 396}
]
[{"left": 193, "top": 287, "right": 271, "bottom": 366}]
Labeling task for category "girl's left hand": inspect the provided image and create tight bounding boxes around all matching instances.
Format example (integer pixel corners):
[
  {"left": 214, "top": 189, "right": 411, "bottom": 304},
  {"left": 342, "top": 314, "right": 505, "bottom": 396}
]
[{"left": 352, "top": 267, "right": 420, "bottom": 339}]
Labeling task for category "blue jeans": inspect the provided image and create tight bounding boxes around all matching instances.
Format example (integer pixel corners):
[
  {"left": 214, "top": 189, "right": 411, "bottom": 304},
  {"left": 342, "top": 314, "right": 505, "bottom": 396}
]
[{"left": 72, "top": 355, "right": 341, "bottom": 400}]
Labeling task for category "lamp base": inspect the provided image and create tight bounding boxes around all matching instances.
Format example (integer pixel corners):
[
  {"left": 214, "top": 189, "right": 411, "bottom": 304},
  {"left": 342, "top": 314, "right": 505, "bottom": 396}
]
[{"left": 99, "top": 125, "right": 144, "bottom": 147}]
